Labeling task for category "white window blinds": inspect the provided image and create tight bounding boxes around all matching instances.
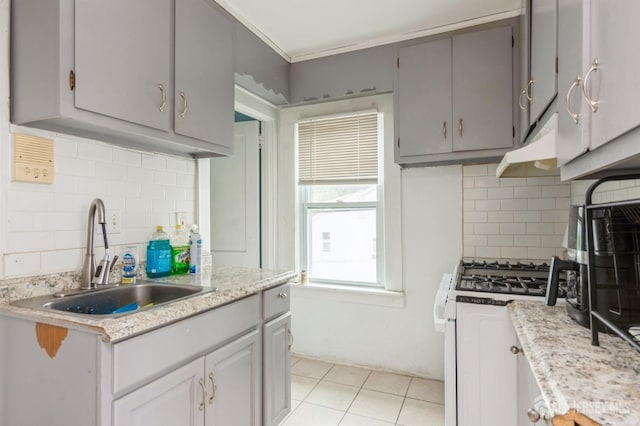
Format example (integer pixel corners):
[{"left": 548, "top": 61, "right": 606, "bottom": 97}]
[{"left": 298, "top": 112, "right": 379, "bottom": 185}]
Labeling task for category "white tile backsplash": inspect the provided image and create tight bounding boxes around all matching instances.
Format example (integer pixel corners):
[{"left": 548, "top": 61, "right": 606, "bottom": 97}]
[
  {"left": 3, "top": 132, "right": 197, "bottom": 278},
  {"left": 464, "top": 164, "right": 570, "bottom": 261}
]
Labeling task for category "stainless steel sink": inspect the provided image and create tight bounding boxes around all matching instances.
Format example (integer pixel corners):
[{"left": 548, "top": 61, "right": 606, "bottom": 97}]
[{"left": 12, "top": 283, "right": 204, "bottom": 316}]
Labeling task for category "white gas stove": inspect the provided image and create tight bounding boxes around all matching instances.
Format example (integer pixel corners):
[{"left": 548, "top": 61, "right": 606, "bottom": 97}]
[{"left": 434, "top": 259, "right": 567, "bottom": 426}]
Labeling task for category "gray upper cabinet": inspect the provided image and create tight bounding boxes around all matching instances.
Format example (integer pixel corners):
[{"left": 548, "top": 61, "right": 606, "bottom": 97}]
[
  {"left": 75, "top": 0, "right": 171, "bottom": 132},
  {"left": 11, "top": 0, "right": 233, "bottom": 158},
  {"left": 556, "top": 0, "right": 590, "bottom": 166},
  {"left": 397, "top": 39, "right": 452, "bottom": 157},
  {"left": 559, "top": 0, "right": 640, "bottom": 180},
  {"left": 452, "top": 27, "right": 513, "bottom": 152},
  {"left": 529, "top": 0, "right": 558, "bottom": 124},
  {"left": 395, "top": 25, "right": 514, "bottom": 166},
  {"left": 517, "top": 3, "right": 531, "bottom": 143},
  {"left": 175, "top": 0, "right": 234, "bottom": 149},
  {"left": 588, "top": 0, "right": 640, "bottom": 151}
]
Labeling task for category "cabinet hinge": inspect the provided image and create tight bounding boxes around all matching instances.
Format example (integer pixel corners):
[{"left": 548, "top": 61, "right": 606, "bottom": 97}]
[
  {"left": 397, "top": 57, "right": 400, "bottom": 68},
  {"left": 556, "top": 57, "right": 559, "bottom": 74},
  {"left": 512, "top": 35, "right": 514, "bottom": 48},
  {"left": 69, "top": 70, "right": 75, "bottom": 91},
  {"left": 512, "top": 126, "right": 515, "bottom": 138},
  {"left": 397, "top": 137, "right": 400, "bottom": 148}
]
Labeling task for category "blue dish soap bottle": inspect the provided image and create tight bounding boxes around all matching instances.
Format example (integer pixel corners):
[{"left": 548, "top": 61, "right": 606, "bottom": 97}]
[{"left": 146, "top": 226, "right": 172, "bottom": 278}]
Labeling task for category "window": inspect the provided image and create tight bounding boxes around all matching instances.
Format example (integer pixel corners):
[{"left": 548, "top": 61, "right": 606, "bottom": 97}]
[{"left": 298, "top": 111, "right": 383, "bottom": 287}]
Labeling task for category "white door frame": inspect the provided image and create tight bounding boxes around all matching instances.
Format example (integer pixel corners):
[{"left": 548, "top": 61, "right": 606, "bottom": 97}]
[{"left": 197, "top": 86, "right": 279, "bottom": 270}]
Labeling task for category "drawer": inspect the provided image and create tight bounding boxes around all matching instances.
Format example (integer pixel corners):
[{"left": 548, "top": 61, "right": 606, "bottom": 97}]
[
  {"left": 112, "top": 294, "right": 260, "bottom": 395},
  {"left": 263, "top": 283, "right": 290, "bottom": 320}
]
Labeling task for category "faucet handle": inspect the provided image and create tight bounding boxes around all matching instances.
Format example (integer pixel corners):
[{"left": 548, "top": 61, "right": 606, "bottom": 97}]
[{"left": 92, "top": 254, "right": 118, "bottom": 286}]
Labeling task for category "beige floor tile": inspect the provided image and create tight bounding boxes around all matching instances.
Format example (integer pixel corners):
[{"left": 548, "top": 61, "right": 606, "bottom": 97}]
[
  {"left": 339, "top": 413, "right": 395, "bottom": 425},
  {"left": 291, "top": 355, "right": 302, "bottom": 367},
  {"left": 396, "top": 398, "right": 445, "bottom": 426},
  {"left": 291, "top": 375, "right": 319, "bottom": 400},
  {"left": 363, "top": 371, "right": 412, "bottom": 396},
  {"left": 347, "top": 389, "right": 404, "bottom": 423},
  {"left": 281, "top": 402, "right": 344, "bottom": 426},
  {"left": 292, "top": 358, "right": 334, "bottom": 380},
  {"left": 406, "top": 377, "right": 445, "bottom": 404},
  {"left": 324, "top": 364, "right": 371, "bottom": 388},
  {"left": 306, "top": 381, "right": 360, "bottom": 411}
]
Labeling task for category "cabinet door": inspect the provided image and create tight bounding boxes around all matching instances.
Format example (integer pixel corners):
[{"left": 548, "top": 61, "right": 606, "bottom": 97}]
[
  {"left": 518, "top": 4, "right": 531, "bottom": 143},
  {"left": 529, "top": 0, "right": 558, "bottom": 123},
  {"left": 75, "top": 0, "right": 171, "bottom": 132},
  {"left": 557, "top": 0, "right": 590, "bottom": 166},
  {"left": 453, "top": 26, "right": 513, "bottom": 152},
  {"left": 205, "top": 329, "right": 261, "bottom": 426},
  {"left": 397, "top": 39, "right": 453, "bottom": 157},
  {"left": 589, "top": 0, "right": 640, "bottom": 150},
  {"left": 175, "top": 0, "right": 234, "bottom": 148},
  {"left": 112, "top": 358, "right": 205, "bottom": 426},
  {"left": 456, "top": 303, "right": 518, "bottom": 425},
  {"left": 263, "top": 313, "right": 292, "bottom": 426}
]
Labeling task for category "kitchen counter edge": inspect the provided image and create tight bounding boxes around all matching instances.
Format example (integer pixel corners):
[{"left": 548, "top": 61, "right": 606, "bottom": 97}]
[{"left": 0, "top": 266, "right": 297, "bottom": 343}]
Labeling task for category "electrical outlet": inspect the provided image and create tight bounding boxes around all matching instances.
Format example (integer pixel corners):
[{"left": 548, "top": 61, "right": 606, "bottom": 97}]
[
  {"left": 175, "top": 212, "right": 187, "bottom": 226},
  {"left": 96, "top": 210, "right": 121, "bottom": 234}
]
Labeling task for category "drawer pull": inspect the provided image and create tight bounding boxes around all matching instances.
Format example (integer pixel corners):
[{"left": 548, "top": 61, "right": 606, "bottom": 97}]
[
  {"left": 198, "top": 377, "right": 207, "bottom": 411},
  {"left": 277, "top": 292, "right": 288, "bottom": 299},
  {"left": 510, "top": 345, "right": 523, "bottom": 355}
]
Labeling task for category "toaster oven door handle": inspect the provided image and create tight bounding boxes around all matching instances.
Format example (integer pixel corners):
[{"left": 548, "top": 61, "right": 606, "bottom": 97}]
[{"left": 546, "top": 256, "right": 580, "bottom": 306}]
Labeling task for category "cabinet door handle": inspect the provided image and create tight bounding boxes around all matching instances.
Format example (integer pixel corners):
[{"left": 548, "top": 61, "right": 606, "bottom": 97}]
[
  {"left": 179, "top": 91, "right": 188, "bottom": 118},
  {"left": 565, "top": 76, "right": 582, "bottom": 124},
  {"left": 458, "top": 118, "right": 463, "bottom": 137},
  {"left": 518, "top": 89, "right": 528, "bottom": 112},
  {"left": 208, "top": 372, "right": 216, "bottom": 405},
  {"left": 582, "top": 58, "right": 600, "bottom": 113},
  {"left": 198, "top": 377, "right": 207, "bottom": 411},
  {"left": 525, "top": 79, "right": 534, "bottom": 102},
  {"left": 442, "top": 121, "right": 447, "bottom": 140},
  {"left": 277, "top": 292, "right": 288, "bottom": 299},
  {"left": 510, "top": 345, "right": 523, "bottom": 355},
  {"left": 288, "top": 327, "right": 294, "bottom": 351},
  {"left": 158, "top": 84, "right": 166, "bottom": 112}
]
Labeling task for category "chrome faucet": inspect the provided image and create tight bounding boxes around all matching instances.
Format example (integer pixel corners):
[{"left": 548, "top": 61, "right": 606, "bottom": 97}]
[{"left": 80, "top": 198, "right": 116, "bottom": 289}]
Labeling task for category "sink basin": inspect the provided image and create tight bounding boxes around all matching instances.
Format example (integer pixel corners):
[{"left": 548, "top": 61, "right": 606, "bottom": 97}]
[{"left": 13, "top": 283, "right": 204, "bottom": 316}]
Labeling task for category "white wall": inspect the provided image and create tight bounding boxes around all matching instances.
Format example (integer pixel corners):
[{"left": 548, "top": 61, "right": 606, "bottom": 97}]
[{"left": 0, "top": 1, "right": 196, "bottom": 279}]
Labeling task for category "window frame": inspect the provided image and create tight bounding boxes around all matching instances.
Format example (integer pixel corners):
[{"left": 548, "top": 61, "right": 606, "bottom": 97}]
[{"left": 299, "top": 182, "right": 384, "bottom": 287}]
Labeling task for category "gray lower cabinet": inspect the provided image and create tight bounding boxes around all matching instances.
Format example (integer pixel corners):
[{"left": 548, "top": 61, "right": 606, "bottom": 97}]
[
  {"left": 395, "top": 25, "right": 514, "bottom": 166},
  {"left": 0, "top": 289, "right": 292, "bottom": 426},
  {"left": 262, "top": 283, "right": 292, "bottom": 426},
  {"left": 515, "top": 337, "right": 550, "bottom": 425},
  {"left": 11, "top": 0, "right": 233, "bottom": 158},
  {"left": 113, "top": 330, "right": 261, "bottom": 426}
]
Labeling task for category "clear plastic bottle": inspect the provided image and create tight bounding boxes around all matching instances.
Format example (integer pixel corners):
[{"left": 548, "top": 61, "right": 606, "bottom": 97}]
[
  {"left": 170, "top": 224, "right": 190, "bottom": 275},
  {"left": 121, "top": 246, "right": 138, "bottom": 284},
  {"left": 146, "top": 226, "right": 172, "bottom": 278},
  {"left": 189, "top": 225, "right": 202, "bottom": 274}
]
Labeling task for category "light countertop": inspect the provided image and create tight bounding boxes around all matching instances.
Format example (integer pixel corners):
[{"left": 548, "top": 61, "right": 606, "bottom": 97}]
[
  {"left": 0, "top": 266, "right": 296, "bottom": 343},
  {"left": 508, "top": 300, "right": 640, "bottom": 426}
]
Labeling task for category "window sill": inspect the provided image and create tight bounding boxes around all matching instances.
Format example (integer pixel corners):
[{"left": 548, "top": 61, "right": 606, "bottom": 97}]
[{"left": 290, "top": 282, "right": 405, "bottom": 308}]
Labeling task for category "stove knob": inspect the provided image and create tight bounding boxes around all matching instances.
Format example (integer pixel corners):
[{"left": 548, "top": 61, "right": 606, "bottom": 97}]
[{"left": 510, "top": 346, "right": 523, "bottom": 355}]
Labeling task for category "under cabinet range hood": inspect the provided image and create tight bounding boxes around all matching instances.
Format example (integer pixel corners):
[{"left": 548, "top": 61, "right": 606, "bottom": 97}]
[{"left": 497, "top": 113, "right": 559, "bottom": 178}]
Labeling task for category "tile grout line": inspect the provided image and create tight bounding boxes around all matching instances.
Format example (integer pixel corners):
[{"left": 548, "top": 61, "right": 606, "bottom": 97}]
[{"left": 336, "top": 367, "right": 373, "bottom": 425}]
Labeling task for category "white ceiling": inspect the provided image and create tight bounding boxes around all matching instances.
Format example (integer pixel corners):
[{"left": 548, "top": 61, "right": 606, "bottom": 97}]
[{"left": 216, "top": 0, "right": 522, "bottom": 62}]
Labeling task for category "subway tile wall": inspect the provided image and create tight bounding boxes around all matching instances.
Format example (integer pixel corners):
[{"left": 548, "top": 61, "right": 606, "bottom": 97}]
[
  {"left": 4, "top": 132, "right": 197, "bottom": 278},
  {"left": 463, "top": 164, "right": 570, "bottom": 260},
  {"left": 571, "top": 179, "right": 640, "bottom": 205}
]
